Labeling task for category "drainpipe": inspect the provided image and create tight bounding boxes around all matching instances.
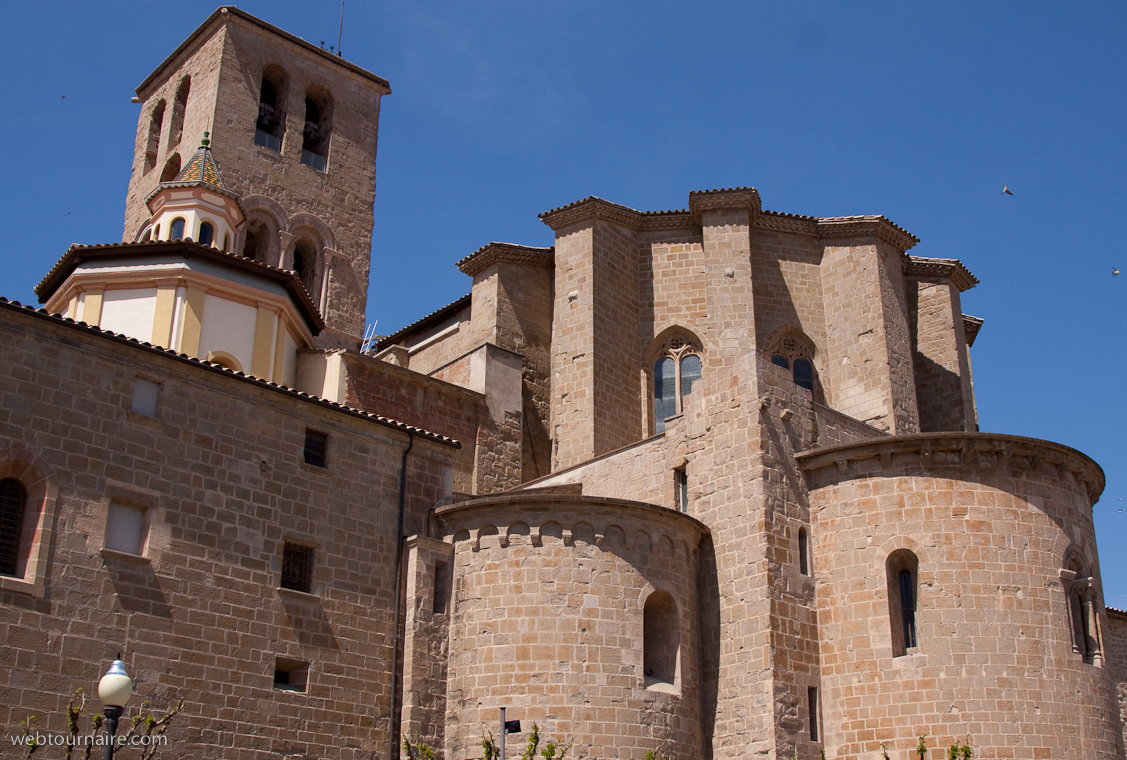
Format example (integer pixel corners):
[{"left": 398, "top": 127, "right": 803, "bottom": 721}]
[{"left": 388, "top": 429, "right": 414, "bottom": 760}]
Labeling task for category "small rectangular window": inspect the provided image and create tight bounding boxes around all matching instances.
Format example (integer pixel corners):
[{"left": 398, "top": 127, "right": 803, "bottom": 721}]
[
  {"left": 433, "top": 560, "right": 450, "bottom": 614},
  {"left": 303, "top": 429, "right": 328, "bottom": 468},
  {"left": 674, "top": 466, "right": 689, "bottom": 513},
  {"left": 106, "top": 502, "right": 146, "bottom": 555},
  {"left": 808, "top": 686, "right": 819, "bottom": 741},
  {"left": 131, "top": 378, "right": 160, "bottom": 417},
  {"left": 281, "top": 542, "right": 314, "bottom": 593},
  {"left": 273, "top": 657, "right": 309, "bottom": 692}
]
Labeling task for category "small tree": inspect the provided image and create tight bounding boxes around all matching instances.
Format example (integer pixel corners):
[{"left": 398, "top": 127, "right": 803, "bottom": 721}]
[
  {"left": 13, "top": 689, "right": 182, "bottom": 760},
  {"left": 482, "top": 731, "right": 499, "bottom": 760},
  {"left": 403, "top": 736, "right": 437, "bottom": 760},
  {"left": 916, "top": 735, "right": 928, "bottom": 760},
  {"left": 880, "top": 743, "right": 890, "bottom": 760}
]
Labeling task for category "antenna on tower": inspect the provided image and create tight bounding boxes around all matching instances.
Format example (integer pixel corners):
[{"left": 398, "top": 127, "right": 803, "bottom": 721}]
[{"left": 337, "top": 0, "right": 345, "bottom": 57}]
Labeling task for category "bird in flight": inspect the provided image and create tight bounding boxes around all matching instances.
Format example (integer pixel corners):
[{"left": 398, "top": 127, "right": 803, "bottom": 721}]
[
  {"left": 61, "top": 96, "right": 65, "bottom": 101},
  {"left": 1002, "top": 185, "right": 1013, "bottom": 195},
  {"left": 1115, "top": 268, "right": 1121, "bottom": 277}
]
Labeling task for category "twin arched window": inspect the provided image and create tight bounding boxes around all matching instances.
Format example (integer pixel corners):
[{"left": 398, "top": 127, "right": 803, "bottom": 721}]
[
  {"left": 768, "top": 332, "right": 816, "bottom": 392},
  {"left": 653, "top": 335, "right": 703, "bottom": 434}
]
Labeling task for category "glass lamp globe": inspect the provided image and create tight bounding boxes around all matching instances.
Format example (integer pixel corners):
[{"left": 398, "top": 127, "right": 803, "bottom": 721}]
[{"left": 98, "top": 660, "right": 133, "bottom": 708}]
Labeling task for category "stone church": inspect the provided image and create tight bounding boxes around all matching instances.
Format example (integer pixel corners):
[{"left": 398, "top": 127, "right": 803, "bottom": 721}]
[{"left": 1, "top": 7, "right": 1124, "bottom": 759}]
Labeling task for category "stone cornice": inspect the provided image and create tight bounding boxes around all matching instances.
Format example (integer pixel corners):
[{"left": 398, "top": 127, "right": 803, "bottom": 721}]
[
  {"left": 688, "top": 187, "right": 762, "bottom": 226},
  {"left": 756, "top": 210, "right": 819, "bottom": 236},
  {"left": 796, "top": 432, "right": 1104, "bottom": 502},
  {"left": 816, "top": 215, "right": 919, "bottom": 252},
  {"left": 539, "top": 196, "right": 645, "bottom": 231},
  {"left": 34, "top": 240, "right": 324, "bottom": 333},
  {"left": 0, "top": 298, "right": 457, "bottom": 447},
  {"left": 962, "top": 314, "right": 984, "bottom": 347},
  {"left": 456, "top": 242, "right": 554, "bottom": 277},
  {"left": 375, "top": 294, "right": 471, "bottom": 352},
  {"left": 904, "top": 255, "right": 979, "bottom": 292},
  {"left": 639, "top": 210, "right": 696, "bottom": 232}
]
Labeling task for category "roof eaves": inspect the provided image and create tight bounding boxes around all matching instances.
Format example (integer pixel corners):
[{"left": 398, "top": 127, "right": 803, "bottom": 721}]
[
  {"left": 375, "top": 294, "right": 472, "bottom": 351},
  {"left": 0, "top": 298, "right": 456, "bottom": 447},
  {"left": 34, "top": 240, "right": 324, "bottom": 334},
  {"left": 135, "top": 6, "right": 390, "bottom": 99}
]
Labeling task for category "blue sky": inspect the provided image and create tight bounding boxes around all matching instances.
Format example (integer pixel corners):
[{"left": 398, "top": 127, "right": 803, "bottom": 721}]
[{"left": 1, "top": 2, "right": 1125, "bottom": 601}]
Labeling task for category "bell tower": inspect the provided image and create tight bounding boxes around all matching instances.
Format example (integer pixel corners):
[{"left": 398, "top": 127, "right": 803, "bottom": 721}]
[{"left": 123, "top": 6, "right": 390, "bottom": 348}]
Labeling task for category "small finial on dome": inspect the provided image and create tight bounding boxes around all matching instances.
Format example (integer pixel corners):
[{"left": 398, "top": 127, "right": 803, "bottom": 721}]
[{"left": 201, "top": 131, "right": 210, "bottom": 148}]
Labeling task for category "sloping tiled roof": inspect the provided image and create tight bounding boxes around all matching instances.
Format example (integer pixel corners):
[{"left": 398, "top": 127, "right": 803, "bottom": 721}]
[
  {"left": 34, "top": 240, "right": 325, "bottom": 334},
  {"left": 176, "top": 133, "right": 224, "bottom": 186},
  {"left": 375, "top": 294, "right": 472, "bottom": 352},
  {"left": 0, "top": 297, "right": 458, "bottom": 448}
]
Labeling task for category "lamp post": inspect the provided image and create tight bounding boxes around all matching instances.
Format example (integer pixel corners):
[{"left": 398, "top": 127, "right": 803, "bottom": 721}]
[{"left": 98, "top": 659, "right": 133, "bottom": 760}]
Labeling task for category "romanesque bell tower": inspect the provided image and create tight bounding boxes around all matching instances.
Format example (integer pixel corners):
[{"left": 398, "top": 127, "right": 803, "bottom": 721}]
[{"left": 122, "top": 6, "right": 390, "bottom": 347}]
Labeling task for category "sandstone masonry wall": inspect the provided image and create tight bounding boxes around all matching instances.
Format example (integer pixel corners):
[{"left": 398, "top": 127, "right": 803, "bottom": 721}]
[
  {"left": 800, "top": 435, "right": 1121, "bottom": 759},
  {"left": 0, "top": 305, "right": 453, "bottom": 760}
]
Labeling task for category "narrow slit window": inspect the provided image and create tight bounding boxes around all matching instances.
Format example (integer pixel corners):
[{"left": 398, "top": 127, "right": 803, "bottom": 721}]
[
  {"left": 0, "top": 478, "right": 28, "bottom": 576},
  {"left": 798, "top": 527, "right": 809, "bottom": 576},
  {"left": 674, "top": 466, "right": 688, "bottom": 513},
  {"left": 680, "top": 354, "right": 702, "bottom": 403},
  {"left": 433, "top": 560, "right": 450, "bottom": 614},
  {"left": 654, "top": 357, "right": 677, "bottom": 433},
  {"left": 887, "top": 549, "right": 920, "bottom": 656},
  {"left": 808, "top": 687, "right": 819, "bottom": 741}
]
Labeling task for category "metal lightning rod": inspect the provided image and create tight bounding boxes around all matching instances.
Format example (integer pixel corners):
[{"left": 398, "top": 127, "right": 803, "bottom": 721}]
[{"left": 337, "top": 0, "right": 344, "bottom": 57}]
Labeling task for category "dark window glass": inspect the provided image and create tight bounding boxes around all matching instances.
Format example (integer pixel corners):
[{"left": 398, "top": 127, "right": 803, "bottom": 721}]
[
  {"left": 170, "top": 218, "right": 185, "bottom": 240},
  {"left": 808, "top": 687, "right": 819, "bottom": 741},
  {"left": 675, "top": 467, "right": 688, "bottom": 513},
  {"left": 798, "top": 528, "right": 809, "bottom": 576},
  {"left": 793, "top": 358, "right": 814, "bottom": 391},
  {"left": 771, "top": 354, "right": 789, "bottom": 369},
  {"left": 0, "top": 478, "right": 27, "bottom": 576},
  {"left": 680, "top": 354, "right": 702, "bottom": 401},
  {"left": 433, "top": 560, "right": 450, "bottom": 614},
  {"left": 899, "top": 569, "right": 917, "bottom": 649},
  {"left": 303, "top": 429, "right": 328, "bottom": 468},
  {"left": 281, "top": 542, "right": 314, "bottom": 593},
  {"left": 198, "top": 222, "right": 214, "bottom": 246},
  {"left": 654, "top": 357, "right": 677, "bottom": 433}
]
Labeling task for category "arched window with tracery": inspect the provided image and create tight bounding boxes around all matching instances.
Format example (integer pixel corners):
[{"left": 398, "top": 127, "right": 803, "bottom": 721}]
[
  {"left": 1065, "top": 555, "right": 1102, "bottom": 665},
  {"left": 652, "top": 333, "right": 703, "bottom": 434},
  {"left": 0, "top": 478, "right": 28, "bottom": 577},
  {"left": 768, "top": 331, "right": 819, "bottom": 396},
  {"left": 886, "top": 549, "right": 919, "bottom": 657}
]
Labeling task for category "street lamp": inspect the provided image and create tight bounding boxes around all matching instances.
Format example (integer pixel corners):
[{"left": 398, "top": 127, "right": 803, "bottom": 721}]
[{"left": 98, "top": 659, "right": 132, "bottom": 760}]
